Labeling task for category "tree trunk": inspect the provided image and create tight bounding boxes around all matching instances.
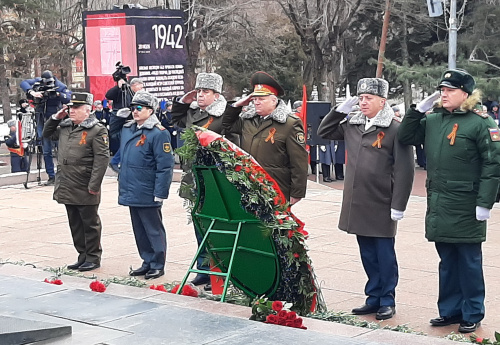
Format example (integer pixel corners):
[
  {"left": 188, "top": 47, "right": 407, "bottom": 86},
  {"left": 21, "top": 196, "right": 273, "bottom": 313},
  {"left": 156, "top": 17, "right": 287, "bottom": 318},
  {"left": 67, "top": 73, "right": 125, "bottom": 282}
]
[
  {"left": 0, "top": 49, "right": 12, "bottom": 122},
  {"left": 400, "top": 10, "right": 412, "bottom": 109}
]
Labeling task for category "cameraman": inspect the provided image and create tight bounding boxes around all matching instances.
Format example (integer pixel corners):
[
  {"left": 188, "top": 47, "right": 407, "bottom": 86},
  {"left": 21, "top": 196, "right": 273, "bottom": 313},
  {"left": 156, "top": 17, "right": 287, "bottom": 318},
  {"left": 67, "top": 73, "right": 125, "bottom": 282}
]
[
  {"left": 106, "top": 77, "right": 144, "bottom": 171},
  {"left": 20, "top": 70, "right": 71, "bottom": 185}
]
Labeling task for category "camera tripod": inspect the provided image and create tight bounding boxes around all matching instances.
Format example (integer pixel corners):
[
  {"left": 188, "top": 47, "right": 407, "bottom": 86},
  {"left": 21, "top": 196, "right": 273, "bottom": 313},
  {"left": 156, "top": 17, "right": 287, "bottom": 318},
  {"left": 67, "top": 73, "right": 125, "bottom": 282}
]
[{"left": 22, "top": 110, "right": 43, "bottom": 189}]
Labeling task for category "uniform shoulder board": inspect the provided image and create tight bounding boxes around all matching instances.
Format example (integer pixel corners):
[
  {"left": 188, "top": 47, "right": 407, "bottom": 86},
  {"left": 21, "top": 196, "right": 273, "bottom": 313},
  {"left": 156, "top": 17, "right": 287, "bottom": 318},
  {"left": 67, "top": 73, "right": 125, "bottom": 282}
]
[
  {"left": 392, "top": 116, "right": 402, "bottom": 123},
  {"left": 156, "top": 124, "right": 166, "bottom": 130},
  {"left": 473, "top": 109, "right": 490, "bottom": 118},
  {"left": 289, "top": 113, "right": 300, "bottom": 120}
]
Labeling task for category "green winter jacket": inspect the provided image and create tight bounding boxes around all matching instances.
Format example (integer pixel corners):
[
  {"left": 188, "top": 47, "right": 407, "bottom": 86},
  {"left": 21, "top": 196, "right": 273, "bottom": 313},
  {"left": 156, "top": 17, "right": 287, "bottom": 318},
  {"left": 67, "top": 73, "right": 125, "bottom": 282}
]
[{"left": 399, "top": 104, "right": 500, "bottom": 243}]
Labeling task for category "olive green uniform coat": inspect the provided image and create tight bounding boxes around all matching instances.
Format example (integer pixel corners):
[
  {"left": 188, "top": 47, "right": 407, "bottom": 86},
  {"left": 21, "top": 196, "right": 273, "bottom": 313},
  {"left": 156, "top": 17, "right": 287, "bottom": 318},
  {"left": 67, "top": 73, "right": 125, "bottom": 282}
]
[
  {"left": 318, "top": 104, "right": 414, "bottom": 237},
  {"left": 398, "top": 105, "right": 500, "bottom": 243},
  {"left": 43, "top": 116, "right": 110, "bottom": 205},
  {"left": 223, "top": 100, "right": 308, "bottom": 201}
]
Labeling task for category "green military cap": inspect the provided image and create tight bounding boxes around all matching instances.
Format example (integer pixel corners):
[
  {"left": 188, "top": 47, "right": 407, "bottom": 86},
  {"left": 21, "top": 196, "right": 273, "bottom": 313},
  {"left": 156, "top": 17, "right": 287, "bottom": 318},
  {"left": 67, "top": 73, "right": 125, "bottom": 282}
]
[
  {"left": 68, "top": 92, "right": 94, "bottom": 106},
  {"left": 437, "top": 69, "right": 475, "bottom": 95}
]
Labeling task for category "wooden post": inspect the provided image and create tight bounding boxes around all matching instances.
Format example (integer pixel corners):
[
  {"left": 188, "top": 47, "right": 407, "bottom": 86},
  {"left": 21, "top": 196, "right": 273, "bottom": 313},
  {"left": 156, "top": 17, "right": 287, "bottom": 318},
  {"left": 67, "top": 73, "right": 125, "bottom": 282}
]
[{"left": 376, "top": 0, "right": 391, "bottom": 78}]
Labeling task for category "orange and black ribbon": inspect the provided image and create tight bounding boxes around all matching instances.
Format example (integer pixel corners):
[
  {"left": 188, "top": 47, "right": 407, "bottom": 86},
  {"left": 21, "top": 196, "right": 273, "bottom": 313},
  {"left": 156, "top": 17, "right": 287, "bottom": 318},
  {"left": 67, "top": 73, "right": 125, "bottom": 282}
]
[
  {"left": 265, "top": 128, "right": 277, "bottom": 144},
  {"left": 371, "top": 131, "right": 385, "bottom": 149},
  {"left": 79, "top": 131, "right": 88, "bottom": 145},
  {"left": 202, "top": 117, "right": 214, "bottom": 129},
  {"left": 8, "top": 147, "right": 24, "bottom": 157},
  {"left": 136, "top": 134, "right": 146, "bottom": 146},
  {"left": 447, "top": 123, "right": 458, "bottom": 145}
]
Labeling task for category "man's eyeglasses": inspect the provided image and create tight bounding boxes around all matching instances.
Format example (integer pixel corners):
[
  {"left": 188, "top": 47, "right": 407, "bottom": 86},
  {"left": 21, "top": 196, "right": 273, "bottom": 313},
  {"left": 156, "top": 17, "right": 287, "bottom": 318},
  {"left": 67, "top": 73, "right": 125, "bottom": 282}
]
[{"left": 130, "top": 105, "right": 145, "bottom": 112}]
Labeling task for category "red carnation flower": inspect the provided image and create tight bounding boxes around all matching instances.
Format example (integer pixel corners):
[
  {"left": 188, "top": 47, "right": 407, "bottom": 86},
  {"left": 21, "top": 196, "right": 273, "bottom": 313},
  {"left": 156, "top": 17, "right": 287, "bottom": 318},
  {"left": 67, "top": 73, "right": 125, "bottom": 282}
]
[
  {"left": 475, "top": 338, "right": 483, "bottom": 343},
  {"left": 286, "top": 311, "right": 297, "bottom": 320},
  {"left": 150, "top": 285, "right": 157, "bottom": 290},
  {"left": 277, "top": 310, "right": 288, "bottom": 318},
  {"left": 171, "top": 284, "right": 180, "bottom": 293},
  {"left": 278, "top": 317, "right": 287, "bottom": 325},
  {"left": 181, "top": 285, "right": 199, "bottom": 297},
  {"left": 293, "top": 317, "right": 303, "bottom": 328},
  {"left": 89, "top": 280, "right": 106, "bottom": 293},
  {"left": 278, "top": 219, "right": 283, "bottom": 224},
  {"left": 52, "top": 279, "right": 63, "bottom": 285},
  {"left": 293, "top": 253, "right": 300, "bottom": 259},
  {"left": 271, "top": 300, "right": 283, "bottom": 312},
  {"left": 235, "top": 165, "right": 242, "bottom": 172},
  {"left": 156, "top": 285, "right": 167, "bottom": 292},
  {"left": 288, "top": 230, "right": 294, "bottom": 239},
  {"left": 266, "top": 314, "right": 278, "bottom": 324}
]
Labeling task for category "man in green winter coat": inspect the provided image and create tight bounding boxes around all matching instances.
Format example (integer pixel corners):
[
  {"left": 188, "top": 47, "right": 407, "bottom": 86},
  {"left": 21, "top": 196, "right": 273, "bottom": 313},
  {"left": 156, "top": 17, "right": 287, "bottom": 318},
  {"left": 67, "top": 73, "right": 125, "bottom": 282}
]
[
  {"left": 43, "top": 92, "right": 110, "bottom": 272},
  {"left": 223, "top": 71, "right": 308, "bottom": 205},
  {"left": 398, "top": 69, "right": 500, "bottom": 333}
]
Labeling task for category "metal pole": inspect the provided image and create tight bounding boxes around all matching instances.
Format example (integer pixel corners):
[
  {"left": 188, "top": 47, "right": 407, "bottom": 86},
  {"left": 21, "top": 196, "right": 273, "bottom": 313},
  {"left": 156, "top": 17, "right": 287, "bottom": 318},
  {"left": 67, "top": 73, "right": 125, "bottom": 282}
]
[
  {"left": 376, "top": 0, "right": 391, "bottom": 78},
  {"left": 448, "top": 0, "right": 457, "bottom": 69}
]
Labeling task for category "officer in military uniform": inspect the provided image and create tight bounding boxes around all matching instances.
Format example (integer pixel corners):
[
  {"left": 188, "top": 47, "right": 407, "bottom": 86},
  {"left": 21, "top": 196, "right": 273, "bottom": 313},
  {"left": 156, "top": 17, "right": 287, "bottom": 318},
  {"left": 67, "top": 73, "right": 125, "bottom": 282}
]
[
  {"left": 223, "top": 71, "right": 308, "bottom": 204},
  {"left": 118, "top": 91, "right": 174, "bottom": 280},
  {"left": 317, "top": 78, "right": 415, "bottom": 321},
  {"left": 171, "top": 72, "right": 235, "bottom": 286},
  {"left": 43, "top": 92, "right": 110, "bottom": 272},
  {"left": 399, "top": 69, "right": 500, "bottom": 333}
]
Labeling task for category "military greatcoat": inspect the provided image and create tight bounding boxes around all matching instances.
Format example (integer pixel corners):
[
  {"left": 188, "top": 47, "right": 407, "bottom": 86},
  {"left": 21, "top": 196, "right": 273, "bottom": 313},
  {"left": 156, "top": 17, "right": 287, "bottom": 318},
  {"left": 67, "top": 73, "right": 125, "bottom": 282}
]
[
  {"left": 223, "top": 100, "right": 308, "bottom": 201},
  {"left": 399, "top": 104, "right": 500, "bottom": 243},
  {"left": 43, "top": 116, "right": 110, "bottom": 205},
  {"left": 318, "top": 103, "right": 414, "bottom": 238}
]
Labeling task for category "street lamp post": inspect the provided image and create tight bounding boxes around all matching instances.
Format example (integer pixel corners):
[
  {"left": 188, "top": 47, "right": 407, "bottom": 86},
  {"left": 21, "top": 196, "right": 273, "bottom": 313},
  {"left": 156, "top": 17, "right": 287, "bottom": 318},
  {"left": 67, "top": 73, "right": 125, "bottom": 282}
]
[{"left": 448, "top": 0, "right": 457, "bottom": 69}]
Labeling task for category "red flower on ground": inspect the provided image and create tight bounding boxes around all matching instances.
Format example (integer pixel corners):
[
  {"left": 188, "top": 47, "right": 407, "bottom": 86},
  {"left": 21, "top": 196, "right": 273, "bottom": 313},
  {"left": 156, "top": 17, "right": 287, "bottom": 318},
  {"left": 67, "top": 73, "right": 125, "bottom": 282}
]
[
  {"left": 266, "top": 314, "right": 278, "bottom": 324},
  {"left": 277, "top": 317, "right": 287, "bottom": 325},
  {"left": 272, "top": 300, "right": 283, "bottom": 312},
  {"left": 156, "top": 285, "right": 167, "bottom": 292},
  {"left": 277, "top": 310, "right": 288, "bottom": 318},
  {"left": 288, "top": 230, "right": 294, "bottom": 239},
  {"left": 171, "top": 284, "right": 180, "bottom": 293},
  {"left": 89, "top": 280, "right": 106, "bottom": 293},
  {"left": 181, "top": 285, "right": 199, "bottom": 297},
  {"left": 235, "top": 165, "right": 242, "bottom": 172},
  {"left": 44, "top": 278, "right": 63, "bottom": 285},
  {"left": 286, "top": 311, "right": 297, "bottom": 320},
  {"left": 293, "top": 317, "right": 304, "bottom": 328},
  {"left": 293, "top": 253, "right": 300, "bottom": 259},
  {"left": 475, "top": 338, "right": 483, "bottom": 343}
]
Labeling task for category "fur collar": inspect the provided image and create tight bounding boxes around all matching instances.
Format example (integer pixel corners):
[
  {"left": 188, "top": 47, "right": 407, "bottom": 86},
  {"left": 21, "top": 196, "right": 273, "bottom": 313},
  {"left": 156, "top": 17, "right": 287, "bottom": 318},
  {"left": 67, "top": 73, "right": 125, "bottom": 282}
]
[
  {"left": 123, "top": 114, "right": 160, "bottom": 129},
  {"left": 240, "top": 99, "right": 289, "bottom": 124},
  {"left": 189, "top": 95, "right": 227, "bottom": 117},
  {"left": 59, "top": 116, "right": 98, "bottom": 128},
  {"left": 348, "top": 103, "right": 394, "bottom": 128}
]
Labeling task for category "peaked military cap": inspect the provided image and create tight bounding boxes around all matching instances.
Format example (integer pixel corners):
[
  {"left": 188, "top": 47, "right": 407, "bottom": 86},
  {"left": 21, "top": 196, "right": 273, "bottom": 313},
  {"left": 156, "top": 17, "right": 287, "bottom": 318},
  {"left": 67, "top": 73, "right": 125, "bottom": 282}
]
[
  {"left": 438, "top": 69, "right": 475, "bottom": 95},
  {"left": 357, "top": 78, "right": 389, "bottom": 99},
  {"left": 195, "top": 73, "right": 223, "bottom": 93},
  {"left": 250, "top": 71, "right": 285, "bottom": 97},
  {"left": 130, "top": 91, "right": 159, "bottom": 110},
  {"left": 68, "top": 92, "right": 93, "bottom": 106}
]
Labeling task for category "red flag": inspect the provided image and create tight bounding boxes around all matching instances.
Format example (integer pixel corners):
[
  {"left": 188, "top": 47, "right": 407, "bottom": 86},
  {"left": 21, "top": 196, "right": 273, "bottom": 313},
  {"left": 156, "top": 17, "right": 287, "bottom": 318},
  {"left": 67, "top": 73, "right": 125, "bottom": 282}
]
[
  {"left": 298, "top": 84, "right": 307, "bottom": 126},
  {"left": 298, "top": 85, "right": 310, "bottom": 162}
]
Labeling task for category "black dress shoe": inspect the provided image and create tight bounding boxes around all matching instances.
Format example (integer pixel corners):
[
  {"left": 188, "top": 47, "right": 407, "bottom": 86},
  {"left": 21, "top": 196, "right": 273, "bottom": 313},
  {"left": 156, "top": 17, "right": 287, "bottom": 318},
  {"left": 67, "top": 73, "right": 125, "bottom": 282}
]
[
  {"left": 145, "top": 269, "right": 165, "bottom": 280},
  {"left": 323, "top": 177, "right": 334, "bottom": 183},
  {"left": 458, "top": 321, "right": 481, "bottom": 333},
  {"left": 67, "top": 262, "right": 83, "bottom": 270},
  {"left": 129, "top": 266, "right": 150, "bottom": 277},
  {"left": 336, "top": 176, "right": 344, "bottom": 180},
  {"left": 204, "top": 283, "right": 212, "bottom": 291},
  {"left": 351, "top": 304, "right": 379, "bottom": 315},
  {"left": 376, "top": 306, "right": 396, "bottom": 320},
  {"left": 191, "top": 274, "right": 210, "bottom": 286},
  {"left": 430, "top": 315, "right": 462, "bottom": 326},
  {"left": 78, "top": 262, "right": 100, "bottom": 272}
]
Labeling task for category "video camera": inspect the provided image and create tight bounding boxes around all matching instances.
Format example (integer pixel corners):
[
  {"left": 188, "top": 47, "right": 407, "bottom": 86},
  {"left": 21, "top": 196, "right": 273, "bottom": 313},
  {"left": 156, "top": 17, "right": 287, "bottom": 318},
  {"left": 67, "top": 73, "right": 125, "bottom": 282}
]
[
  {"left": 112, "top": 61, "right": 131, "bottom": 82},
  {"left": 27, "top": 81, "right": 60, "bottom": 104}
]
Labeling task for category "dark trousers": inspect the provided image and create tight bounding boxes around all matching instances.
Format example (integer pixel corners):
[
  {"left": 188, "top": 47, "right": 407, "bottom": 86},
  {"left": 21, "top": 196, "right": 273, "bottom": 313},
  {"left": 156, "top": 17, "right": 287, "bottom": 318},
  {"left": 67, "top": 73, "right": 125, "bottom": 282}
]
[
  {"left": 435, "top": 242, "right": 485, "bottom": 323},
  {"left": 129, "top": 206, "right": 166, "bottom": 270},
  {"left": 194, "top": 225, "right": 209, "bottom": 276},
  {"left": 65, "top": 204, "right": 102, "bottom": 264},
  {"left": 357, "top": 235, "right": 398, "bottom": 307}
]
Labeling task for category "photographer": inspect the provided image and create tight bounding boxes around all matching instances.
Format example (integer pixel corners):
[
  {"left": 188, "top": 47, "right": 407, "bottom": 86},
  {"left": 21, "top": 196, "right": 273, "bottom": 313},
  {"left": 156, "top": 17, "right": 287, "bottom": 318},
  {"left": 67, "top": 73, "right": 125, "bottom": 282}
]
[
  {"left": 106, "top": 69, "right": 144, "bottom": 171},
  {"left": 20, "top": 70, "right": 71, "bottom": 185}
]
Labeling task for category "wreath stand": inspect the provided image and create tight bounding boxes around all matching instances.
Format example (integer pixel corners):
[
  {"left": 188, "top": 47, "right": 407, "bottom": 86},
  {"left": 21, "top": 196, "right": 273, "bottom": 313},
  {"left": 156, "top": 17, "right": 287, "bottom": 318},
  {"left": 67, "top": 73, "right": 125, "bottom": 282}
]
[{"left": 176, "top": 165, "right": 281, "bottom": 302}]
